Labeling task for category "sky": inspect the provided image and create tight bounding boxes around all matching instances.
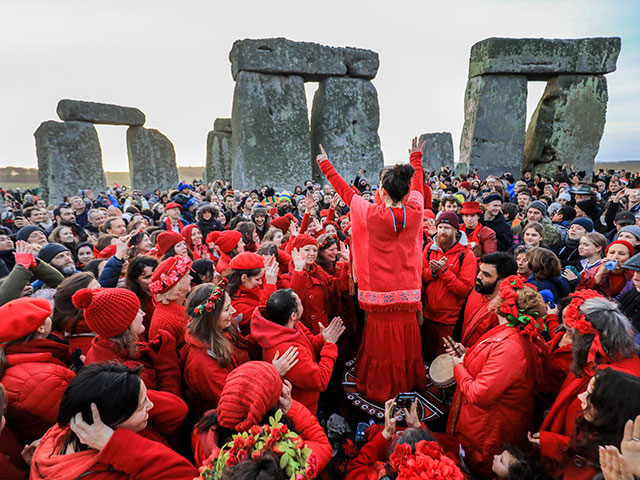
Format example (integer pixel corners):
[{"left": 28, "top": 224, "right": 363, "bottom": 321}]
[{"left": 1, "top": 0, "right": 638, "bottom": 173}]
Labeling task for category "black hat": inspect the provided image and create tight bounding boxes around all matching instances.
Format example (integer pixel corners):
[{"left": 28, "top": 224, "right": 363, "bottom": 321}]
[
  {"left": 16, "top": 225, "right": 45, "bottom": 242},
  {"left": 37, "top": 243, "right": 69, "bottom": 263},
  {"left": 622, "top": 253, "right": 640, "bottom": 272},
  {"left": 615, "top": 211, "right": 635, "bottom": 227},
  {"left": 482, "top": 193, "right": 503, "bottom": 205}
]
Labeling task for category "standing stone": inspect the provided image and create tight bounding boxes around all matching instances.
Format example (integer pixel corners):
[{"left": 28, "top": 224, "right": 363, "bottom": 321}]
[
  {"left": 205, "top": 131, "right": 232, "bottom": 183},
  {"left": 57, "top": 99, "right": 145, "bottom": 126},
  {"left": 459, "top": 75, "right": 527, "bottom": 179},
  {"left": 310, "top": 77, "right": 383, "bottom": 183},
  {"left": 231, "top": 71, "right": 311, "bottom": 190},
  {"left": 419, "top": 133, "right": 454, "bottom": 173},
  {"left": 213, "top": 118, "right": 232, "bottom": 133},
  {"left": 468, "top": 37, "right": 621, "bottom": 79},
  {"left": 524, "top": 75, "right": 608, "bottom": 176},
  {"left": 126, "top": 127, "right": 178, "bottom": 193},
  {"left": 34, "top": 121, "right": 106, "bottom": 204}
]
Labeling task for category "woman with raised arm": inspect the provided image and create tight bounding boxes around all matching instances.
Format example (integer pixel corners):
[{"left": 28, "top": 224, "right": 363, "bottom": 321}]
[{"left": 316, "top": 140, "right": 426, "bottom": 403}]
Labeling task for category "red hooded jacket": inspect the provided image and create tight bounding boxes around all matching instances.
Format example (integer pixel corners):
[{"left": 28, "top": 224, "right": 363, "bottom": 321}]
[
  {"left": 231, "top": 283, "right": 277, "bottom": 336},
  {"left": 1, "top": 340, "right": 75, "bottom": 443},
  {"left": 447, "top": 324, "right": 539, "bottom": 478},
  {"left": 460, "top": 289, "right": 497, "bottom": 348},
  {"left": 250, "top": 307, "right": 337, "bottom": 414}
]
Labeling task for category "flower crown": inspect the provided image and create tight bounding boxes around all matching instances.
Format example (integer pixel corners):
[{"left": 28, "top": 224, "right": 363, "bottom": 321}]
[
  {"left": 497, "top": 276, "right": 547, "bottom": 338},
  {"left": 149, "top": 255, "right": 193, "bottom": 294},
  {"left": 388, "top": 440, "right": 464, "bottom": 480},
  {"left": 198, "top": 410, "right": 319, "bottom": 480},
  {"left": 318, "top": 233, "right": 338, "bottom": 249},
  {"left": 188, "top": 278, "right": 229, "bottom": 316},
  {"left": 563, "top": 289, "right": 610, "bottom": 373}
]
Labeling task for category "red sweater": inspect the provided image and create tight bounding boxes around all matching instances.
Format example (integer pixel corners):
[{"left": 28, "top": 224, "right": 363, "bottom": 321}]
[
  {"left": 31, "top": 425, "right": 197, "bottom": 480},
  {"left": 149, "top": 300, "right": 188, "bottom": 350},
  {"left": 231, "top": 283, "right": 277, "bottom": 336},
  {"left": 251, "top": 307, "right": 337, "bottom": 414},
  {"left": 319, "top": 152, "right": 424, "bottom": 312}
]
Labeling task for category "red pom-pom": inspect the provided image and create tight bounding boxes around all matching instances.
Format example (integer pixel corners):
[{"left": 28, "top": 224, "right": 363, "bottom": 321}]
[{"left": 72, "top": 288, "right": 94, "bottom": 309}]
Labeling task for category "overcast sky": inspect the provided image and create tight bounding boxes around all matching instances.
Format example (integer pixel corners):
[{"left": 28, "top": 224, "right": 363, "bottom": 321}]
[{"left": 1, "top": 0, "right": 638, "bottom": 172}]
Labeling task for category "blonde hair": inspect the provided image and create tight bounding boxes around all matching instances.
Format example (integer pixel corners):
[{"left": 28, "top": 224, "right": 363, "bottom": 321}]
[{"left": 155, "top": 281, "right": 183, "bottom": 305}]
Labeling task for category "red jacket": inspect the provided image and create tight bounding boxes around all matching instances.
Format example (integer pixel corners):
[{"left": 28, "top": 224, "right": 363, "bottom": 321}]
[
  {"left": 539, "top": 355, "right": 640, "bottom": 465},
  {"left": 215, "top": 252, "right": 231, "bottom": 273},
  {"left": 0, "top": 426, "right": 28, "bottom": 480},
  {"left": 231, "top": 283, "right": 277, "bottom": 336},
  {"left": 422, "top": 238, "right": 477, "bottom": 325},
  {"left": 447, "top": 324, "right": 537, "bottom": 478},
  {"left": 460, "top": 289, "right": 497, "bottom": 347},
  {"left": 290, "top": 262, "right": 348, "bottom": 335},
  {"left": 250, "top": 307, "right": 337, "bottom": 414},
  {"left": 462, "top": 224, "right": 497, "bottom": 257},
  {"left": 30, "top": 425, "right": 197, "bottom": 480},
  {"left": 192, "top": 400, "right": 332, "bottom": 472},
  {"left": 84, "top": 331, "right": 181, "bottom": 396},
  {"left": 149, "top": 300, "right": 188, "bottom": 350},
  {"left": 179, "top": 332, "right": 250, "bottom": 417},
  {"left": 543, "top": 330, "right": 573, "bottom": 395},
  {"left": 1, "top": 340, "right": 75, "bottom": 443}
]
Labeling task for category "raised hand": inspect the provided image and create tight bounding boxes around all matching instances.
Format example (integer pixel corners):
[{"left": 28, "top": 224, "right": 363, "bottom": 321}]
[
  {"left": 320, "top": 316, "right": 345, "bottom": 344},
  {"left": 382, "top": 398, "right": 401, "bottom": 441},
  {"left": 330, "top": 193, "right": 341, "bottom": 209},
  {"left": 316, "top": 144, "right": 329, "bottom": 164},
  {"left": 404, "top": 399, "right": 421, "bottom": 429},
  {"left": 338, "top": 242, "right": 350, "bottom": 263},
  {"left": 271, "top": 346, "right": 299, "bottom": 376},
  {"left": 278, "top": 379, "right": 294, "bottom": 415},
  {"left": 264, "top": 255, "right": 279, "bottom": 285},
  {"left": 305, "top": 193, "right": 316, "bottom": 214},
  {"left": 620, "top": 415, "right": 640, "bottom": 478},
  {"left": 291, "top": 248, "right": 306, "bottom": 272},
  {"left": 69, "top": 403, "right": 114, "bottom": 451},
  {"left": 599, "top": 445, "right": 633, "bottom": 480},
  {"left": 408, "top": 136, "right": 426, "bottom": 155},
  {"left": 15, "top": 239, "right": 34, "bottom": 255}
]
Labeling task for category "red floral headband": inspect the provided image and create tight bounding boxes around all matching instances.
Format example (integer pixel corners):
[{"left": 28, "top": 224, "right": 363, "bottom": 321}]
[
  {"left": 149, "top": 255, "right": 192, "bottom": 294},
  {"left": 318, "top": 233, "right": 338, "bottom": 249},
  {"left": 563, "top": 289, "right": 610, "bottom": 373},
  {"left": 188, "top": 278, "right": 229, "bottom": 317},
  {"left": 497, "top": 276, "right": 546, "bottom": 339}
]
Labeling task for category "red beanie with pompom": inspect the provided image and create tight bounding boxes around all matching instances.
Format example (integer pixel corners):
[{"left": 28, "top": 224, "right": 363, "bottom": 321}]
[
  {"left": 72, "top": 288, "right": 140, "bottom": 338},
  {"left": 217, "top": 361, "right": 282, "bottom": 432},
  {"left": 215, "top": 230, "right": 242, "bottom": 254}
]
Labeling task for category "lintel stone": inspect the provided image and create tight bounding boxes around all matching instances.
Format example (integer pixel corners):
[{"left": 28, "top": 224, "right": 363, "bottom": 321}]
[{"left": 57, "top": 99, "right": 145, "bottom": 126}]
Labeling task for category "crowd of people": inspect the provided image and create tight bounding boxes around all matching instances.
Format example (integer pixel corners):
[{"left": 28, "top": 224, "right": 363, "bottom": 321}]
[{"left": 0, "top": 143, "right": 639, "bottom": 480}]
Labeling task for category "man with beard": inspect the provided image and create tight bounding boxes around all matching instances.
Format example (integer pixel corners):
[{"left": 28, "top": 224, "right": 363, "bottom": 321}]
[
  {"left": 53, "top": 204, "right": 88, "bottom": 242},
  {"left": 37, "top": 243, "right": 78, "bottom": 277},
  {"left": 455, "top": 252, "right": 517, "bottom": 348},
  {"left": 422, "top": 211, "right": 477, "bottom": 362}
]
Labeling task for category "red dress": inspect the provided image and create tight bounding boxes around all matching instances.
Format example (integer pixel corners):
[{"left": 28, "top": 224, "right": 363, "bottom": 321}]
[{"left": 319, "top": 152, "right": 427, "bottom": 404}]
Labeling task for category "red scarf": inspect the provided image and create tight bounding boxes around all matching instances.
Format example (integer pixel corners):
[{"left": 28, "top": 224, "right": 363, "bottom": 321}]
[
  {"left": 165, "top": 217, "right": 184, "bottom": 233},
  {"left": 464, "top": 223, "right": 482, "bottom": 245}
]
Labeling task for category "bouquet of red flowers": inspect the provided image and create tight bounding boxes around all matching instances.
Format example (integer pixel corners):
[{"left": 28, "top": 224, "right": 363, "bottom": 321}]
[{"left": 388, "top": 440, "right": 464, "bottom": 480}]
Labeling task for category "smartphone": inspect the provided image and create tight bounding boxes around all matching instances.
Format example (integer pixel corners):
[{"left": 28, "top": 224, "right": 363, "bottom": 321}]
[
  {"left": 355, "top": 422, "right": 368, "bottom": 446},
  {"left": 394, "top": 392, "right": 417, "bottom": 412}
]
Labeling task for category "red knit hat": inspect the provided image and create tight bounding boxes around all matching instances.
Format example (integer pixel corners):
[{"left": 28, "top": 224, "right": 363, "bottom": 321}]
[
  {"left": 436, "top": 211, "right": 460, "bottom": 230},
  {"left": 165, "top": 202, "right": 181, "bottom": 211},
  {"left": 206, "top": 231, "right": 221, "bottom": 246},
  {"left": 149, "top": 255, "right": 193, "bottom": 295},
  {"left": 423, "top": 209, "right": 435, "bottom": 220},
  {"left": 0, "top": 297, "right": 52, "bottom": 343},
  {"left": 156, "top": 231, "right": 184, "bottom": 256},
  {"left": 460, "top": 181, "right": 471, "bottom": 191},
  {"left": 217, "top": 361, "right": 282, "bottom": 432},
  {"left": 72, "top": 288, "right": 140, "bottom": 338},
  {"left": 93, "top": 244, "right": 117, "bottom": 259},
  {"left": 606, "top": 239, "right": 635, "bottom": 256},
  {"left": 270, "top": 213, "right": 298, "bottom": 232},
  {"left": 215, "top": 230, "right": 242, "bottom": 254},
  {"left": 229, "top": 252, "right": 265, "bottom": 271},
  {"left": 291, "top": 233, "right": 318, "bottom": 250}
]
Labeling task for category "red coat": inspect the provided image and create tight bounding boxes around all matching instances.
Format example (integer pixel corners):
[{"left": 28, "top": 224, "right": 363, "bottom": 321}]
[
  {"left": 1, "top": 340, "right": 75, "bottom": 443},
  {"left": 543, "top": 330, "right": 573, "bottom": 395},
  {"left": 251, "top": 307, "right": 337, "bottom": 414},
  {"left": 215, "top": 252, "right": 231, "bottom": 273},
  {"left": 149, "top": 300, "right": 188, "bottom": 350},
  {"left": 290, "top": 262, "right": 348, "bottom": 335},
  {"left": 30, "top": 425, "right": 197, "bottom": 480},
  {"left": 84, "top": 331, "right": 181, "bottom": 396},
  {"left": 539, "top": 355, "right": 640, "bottom": 465},
  {"left": 0, "top": 424, "right": 29, "bottom": 480},
  {"left": 460, "top": 289, "right": 497, "bottom": 347},
  {"left": 192, "top": 400, "right": 332, "bottom": 472},
  {"left": 179, "top": 332, "right": 251, "bottom": 417},
  {"left": 422, "top": 239, "right": 477, "bottom": 325},
  {"left": 231, "top": 283, "right": 277, "bottom": 336},
  {"left": 447, "top": 324, "right": 537, "bottom": 478}
]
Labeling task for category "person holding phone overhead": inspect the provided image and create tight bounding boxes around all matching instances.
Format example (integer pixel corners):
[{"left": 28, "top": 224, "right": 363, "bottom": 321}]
[{"left": 316, "top": 139, "right": 426, "bottom": 403}]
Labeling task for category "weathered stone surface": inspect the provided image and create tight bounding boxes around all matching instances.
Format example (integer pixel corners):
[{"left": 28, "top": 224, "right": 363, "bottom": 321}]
[
  {"left": 419, "top": 133, "right": 454, "bottom": 173},
  {"left": 205, "top": 131, "right": 232, "bottom": 183},
  {"left": 310, "top": 77, "right": 383, "bottom": 183},
  {"left": 459, "top": 75, "right": 527, "bottom": 178},
  {"left": 213, "top": 118, "right": 232, "bottom": 133},
  {"left": 229, "top": 38, "right": 379, "bottom": 81},
  {"left": 469, "top": 37, "right": 621, "bottom": 79},
  {"left": 524, "top": 75, "right": 608, "bottom": 176},
  {"left": 57, "top": 99, "right": 145, "bottom": 126},
  {"left": 126, "top": 127, "right": 178, "bottom": 193},
  {"left": 34, "top": 121, "right": 106, "bottom": 204},
  {"left": 231, "top": 72, "right": 312, "bottom": 189}
]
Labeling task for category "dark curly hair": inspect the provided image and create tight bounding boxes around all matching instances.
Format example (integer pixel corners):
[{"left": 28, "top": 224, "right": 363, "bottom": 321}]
[{"left": 381, "top": 164, "right": 415, "bottom": 203}]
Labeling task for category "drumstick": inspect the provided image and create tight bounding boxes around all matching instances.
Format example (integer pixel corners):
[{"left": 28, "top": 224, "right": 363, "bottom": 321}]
[{"left": 443, "top": 336, "right": 462, "bottom": 357}]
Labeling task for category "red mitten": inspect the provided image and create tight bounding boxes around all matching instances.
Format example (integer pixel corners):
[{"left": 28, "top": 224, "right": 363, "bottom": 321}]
[{"left": 14, "top": 252, "right": 36, "bottom": 269}]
